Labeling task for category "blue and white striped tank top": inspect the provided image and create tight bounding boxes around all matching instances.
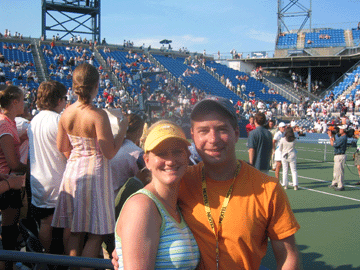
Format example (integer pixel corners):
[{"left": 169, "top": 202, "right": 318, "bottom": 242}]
[{"left": 115, "top": 189, "right": 200, "bottom": 269}]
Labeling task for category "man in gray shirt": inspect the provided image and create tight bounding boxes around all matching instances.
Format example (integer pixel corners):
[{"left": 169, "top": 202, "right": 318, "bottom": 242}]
[{"left": 248, "top": 112, "right": 273, "bottom": 173}]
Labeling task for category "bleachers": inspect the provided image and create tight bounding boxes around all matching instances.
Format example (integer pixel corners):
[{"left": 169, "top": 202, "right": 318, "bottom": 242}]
[
  {"left": 352, "top": 28, "right": 360, "bottom": 47},
  {"left": 40, "top": 45, "right": 120, "bottom": 107},
  {"left": 277, "top": 33, "right": 298, "bottom": 49},
  {"left": 0, "top": 42, "right": 39, "bottom": 89},
  {"left": 41, "top": 45, "right": 100, "bottom": 89},
  {"left": 99, "top": 50, "right": 153, "bottom": 74},
  {"left": 99, "top": 49, "right": 173, "bottom": 102},
  {"left": 304, "top": 29, "right": 346, "bottom": 48},
  {"left": 153, "top": 54, "right": 241, "bottom": 102},
  {"left": 325, "top": 65, "right": 360, "bottom": 100},
  {"left": 205, "top": 61, "right": 289, "bottom": 103}
]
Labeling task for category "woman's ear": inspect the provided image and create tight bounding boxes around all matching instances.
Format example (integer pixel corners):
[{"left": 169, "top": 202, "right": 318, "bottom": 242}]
[{"left": 143, "top": 153, "right": 150, "bottom": 170}]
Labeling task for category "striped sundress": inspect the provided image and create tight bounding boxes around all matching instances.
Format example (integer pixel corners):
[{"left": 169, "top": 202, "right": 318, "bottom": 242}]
[
  {"left": 52, "top": 135, "right": 115, "bottom": 235},
  {"left": 115, "top": 189, "right": 200, "bottom": 269}
]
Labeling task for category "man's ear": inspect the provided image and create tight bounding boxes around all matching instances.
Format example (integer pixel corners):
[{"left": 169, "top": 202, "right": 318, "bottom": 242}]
[{"left": 235, "top": 127, "right": 240, "bottom": 143}]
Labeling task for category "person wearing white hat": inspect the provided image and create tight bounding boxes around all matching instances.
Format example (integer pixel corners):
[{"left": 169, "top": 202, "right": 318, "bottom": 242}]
[
  {"left": 327, "top": 125, "right": 348, "bottom": 191},
  {"left": 273, "top": 122, "right": 286, "bottom": 179}
]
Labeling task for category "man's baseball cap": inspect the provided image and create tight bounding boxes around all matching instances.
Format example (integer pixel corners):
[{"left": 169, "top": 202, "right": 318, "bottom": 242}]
[
  {"left": 191, "top": 96, "right": 237, "bottom": 122},
  {"left": 144, "top": 121, "right": 190, "bottom": 153},
  {"left": 338, "top": 125, "right": 347, "bottom": 130},
  {"left": 278, "top": 122, "right": 286, "bottom": 128}
]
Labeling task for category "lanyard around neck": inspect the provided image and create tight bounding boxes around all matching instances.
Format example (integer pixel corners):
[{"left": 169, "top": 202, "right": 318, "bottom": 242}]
[{"left": 201, "top": 160, "right": 240, "bottom": 270}]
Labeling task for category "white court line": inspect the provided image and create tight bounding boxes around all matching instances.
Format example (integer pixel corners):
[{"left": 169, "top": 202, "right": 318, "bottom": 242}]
[
  {"left": 237, "top": 149, "right": 360, "bottom": 200},
  {"left": 296, "top": 175, "right": 360, "bottom": 189},
  {"left": 268, "top": 172, "right": 360, "bottom": 202},
  {"left": 294, "top": 157, "right": 356, "bottom": 167},
  {"left": 297, "top": 186, "right": 360, "bottom": 202}
]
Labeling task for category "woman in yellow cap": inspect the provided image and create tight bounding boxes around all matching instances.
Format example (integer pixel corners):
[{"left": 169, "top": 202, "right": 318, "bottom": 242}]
[{"left": 115, "top": 120, "right": 200, "bottom": 269}]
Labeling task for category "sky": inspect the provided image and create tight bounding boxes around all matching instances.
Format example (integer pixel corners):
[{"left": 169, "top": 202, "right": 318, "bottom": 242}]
[{"left": 0, "top": 0, "right": 359, "bottom": 57}]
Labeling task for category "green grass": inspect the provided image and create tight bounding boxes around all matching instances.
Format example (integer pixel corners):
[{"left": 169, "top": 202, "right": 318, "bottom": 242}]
[{"left": 235, "top": 139, "right": 360, "bottom": 269}]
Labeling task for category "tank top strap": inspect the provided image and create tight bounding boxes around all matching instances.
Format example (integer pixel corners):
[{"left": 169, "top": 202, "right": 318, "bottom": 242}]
[
  {"left": 131, "top": 189, "right": 185, "bottom": 230},
  {"left": 134, "top": 189, "right": 166, "bottom": 214}
]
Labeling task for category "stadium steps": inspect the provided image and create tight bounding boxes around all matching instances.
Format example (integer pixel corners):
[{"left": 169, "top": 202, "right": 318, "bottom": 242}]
[
  {"left": 322, "top": 59, "right": 360, "bottom": 99},
  {"left": 31, "top": 39, "right": 48, "bottom": 82},
  {"left": 147, "top": 53, "right": 187, "bottom": 93},
  {"left": 263, "top": 75, "right": 318, "bottom": 101},
  {"left": 297, "top": 32, "right": 305, "bottom": 49},
  {"left": 344, "top": 29, "right": 354, "bottom": 47},
  {"left": 93, "top": 47, "right": 121, "bottom": 88}
]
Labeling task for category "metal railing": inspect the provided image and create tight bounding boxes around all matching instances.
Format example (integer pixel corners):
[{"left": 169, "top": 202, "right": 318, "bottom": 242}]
[
  {"left": 262, "top": 77, "right": 300, "bottom": 103},
  {"left": 31, "top": 39, "right": 48, "bottom": 82},
  {"left": 321, "top": 58, "right": 360, "bottom": 98},
  {"left": 0, "top": 250, "right": 114, "bottom": 269}
]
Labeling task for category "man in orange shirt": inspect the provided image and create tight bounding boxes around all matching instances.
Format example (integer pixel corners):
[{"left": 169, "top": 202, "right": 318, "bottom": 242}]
[
  {"left": 113, "top": 96, "right": 300, "bottom": 270},
  {"left": 178, "top": 96, "right": 300, "bottom": 270}
]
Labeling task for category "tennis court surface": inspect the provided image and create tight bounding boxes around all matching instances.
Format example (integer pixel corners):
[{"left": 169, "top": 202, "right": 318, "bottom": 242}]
[{"left": 236, "top": 138, "right": 360, "bottom": 269}]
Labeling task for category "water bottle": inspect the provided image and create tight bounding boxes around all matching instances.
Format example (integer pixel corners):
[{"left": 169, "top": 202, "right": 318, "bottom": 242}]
[{"left": 15, "top": 262, "right": 31, "bottom": 270}]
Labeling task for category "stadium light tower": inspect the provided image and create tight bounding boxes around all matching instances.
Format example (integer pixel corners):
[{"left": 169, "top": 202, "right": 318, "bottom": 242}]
[
  {"left": 277, "top": 0, "right": 312, "bottom": 34},
  {"left": 41, "top": 0, "right": 101, "bottom": 42}
]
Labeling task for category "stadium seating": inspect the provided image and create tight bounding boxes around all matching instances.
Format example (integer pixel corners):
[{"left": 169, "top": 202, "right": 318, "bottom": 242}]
[
  {"left": 325, "top": 65, "right": 360, "bottom": 100},
  {"left": 153, "top": 54, "right": 241, "bottom": 103},
  {"left": 0, "top": 42, "right": 39, "bottom": 89},
  {"left": 277, "top": 33, "right": 298, "bottom": 49},
  {"left": 40, "top": 45, "right": 120, "bottom": 107},
  {"left": 41, "top": 45, "right": 101, "bottom": 89},
  {"left": 304, "top": 29, "right": 346, "bottom": 48},
  {"left": 205, "top": 61, "right": 289, "bottom": 103},
  {"left": 352, "top": 28, "right": 360, "bottom": 47}
]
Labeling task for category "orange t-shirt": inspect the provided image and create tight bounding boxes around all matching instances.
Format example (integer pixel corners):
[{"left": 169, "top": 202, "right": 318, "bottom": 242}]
[{"left": 178, "top": 160, "right": 300, "bottom": 270}]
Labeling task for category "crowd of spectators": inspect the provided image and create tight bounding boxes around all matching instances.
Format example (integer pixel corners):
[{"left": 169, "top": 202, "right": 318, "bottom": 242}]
[
  {"left": 290, "top": 71, "right": 325, "bottom": 94},
  {"left": 0, "top": 29, "right": 24, "bottom": 39}
]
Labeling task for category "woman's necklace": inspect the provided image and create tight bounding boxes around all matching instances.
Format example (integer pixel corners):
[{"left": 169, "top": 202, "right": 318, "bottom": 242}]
[{"left": 152, "top": 188, "right": 180, "bottom": 220}]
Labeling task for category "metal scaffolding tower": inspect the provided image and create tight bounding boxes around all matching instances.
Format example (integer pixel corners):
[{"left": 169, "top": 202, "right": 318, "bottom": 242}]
[
  {"left": 277, "top": 0, "right": 312, "bottom": 34},
  {"left": 42, "top": 0, "right": 100, "bottom": 42}
]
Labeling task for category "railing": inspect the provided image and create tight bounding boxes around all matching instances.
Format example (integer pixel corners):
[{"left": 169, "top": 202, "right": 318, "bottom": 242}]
[
  {"left": 262, "top": 77, "right": 300, "bottom": 103},
  {"left": 147, "top": 53, "right": 187, "bottom": 95},
  {"left": 31, "top": 39, "right": 48, "bottom": 82},
  {"left": 321, "top": 58, "right": 360, "bottom": 98},
  {"left": 0, "top": 250, "right": 114, "bottom": 269}
]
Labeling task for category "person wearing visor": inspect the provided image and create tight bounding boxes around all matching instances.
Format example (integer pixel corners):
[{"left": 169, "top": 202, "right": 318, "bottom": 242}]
[{"left": 114, "top": 120, "right": 200, "bottom": 269}]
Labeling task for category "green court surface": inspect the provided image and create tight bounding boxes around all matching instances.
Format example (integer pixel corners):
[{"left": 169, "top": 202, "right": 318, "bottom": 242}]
[{"left": 235, "top": 139, "right": 360, "bottom": 269}]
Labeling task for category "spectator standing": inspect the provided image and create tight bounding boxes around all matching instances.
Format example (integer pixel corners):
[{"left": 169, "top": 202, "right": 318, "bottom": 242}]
[
  {"left": 109, "top": 113, "right": 145, "bottom": 198},
  {"left": 115, "top": 120, "right": 200, "bottom": 269},
  {"left": 52, "top": 63, "right": 128, "bottom": 260},
  {"left": 279, "top": 127, "right": 298, "bottom": 190},
  {"left": 273, "top": 122, "right": 286, "bottom": 179},
  {"left": 28, "top": 81, "right": 69, "bottom": 253},
  {"left": 0, "top": 86, "right": 28, "bottom": 270},
  {"left": 247, "top": 112, "right": 273, "bottom": 173},
  {"left": 179, "top": 97, "right": 300, "bottom": 269},
  {"left": 245, "top": 115, "right": 255, "bottom": 136},
  {"left": 327, "top": 125, "right": 348, "bottom": 191}
]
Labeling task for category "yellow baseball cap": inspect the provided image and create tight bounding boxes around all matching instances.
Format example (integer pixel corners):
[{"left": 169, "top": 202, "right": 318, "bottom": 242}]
[{"left": 144, "top": 122, "right": 190, "bottom": 153}]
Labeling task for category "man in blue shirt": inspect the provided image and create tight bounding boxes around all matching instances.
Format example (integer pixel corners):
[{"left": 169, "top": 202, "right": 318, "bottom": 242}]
[
  {"left": 327, "top": 125, "right": 348, "bottom": 191},
  {"left": 248, "top": 112, "right": 273, "bottom": 173}
]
